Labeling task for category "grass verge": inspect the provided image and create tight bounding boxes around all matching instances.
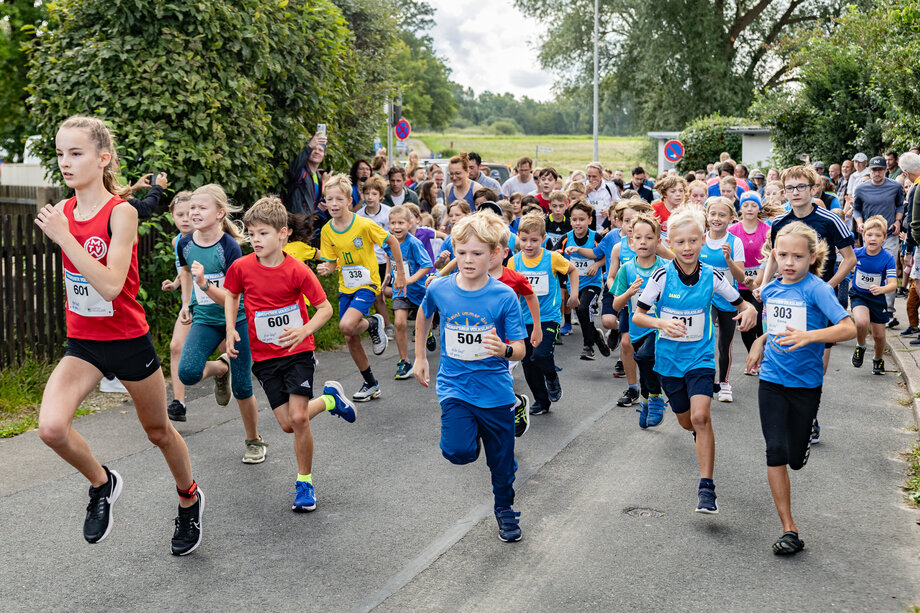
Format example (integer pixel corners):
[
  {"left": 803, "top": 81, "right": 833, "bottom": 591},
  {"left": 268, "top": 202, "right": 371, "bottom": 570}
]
[{"left": 903, "top": 443, "right": 920, "bottom": 507}]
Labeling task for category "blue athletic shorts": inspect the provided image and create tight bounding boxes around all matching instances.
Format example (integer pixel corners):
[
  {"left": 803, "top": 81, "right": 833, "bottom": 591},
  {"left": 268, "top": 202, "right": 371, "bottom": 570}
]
[
  {"left": 602, "top": 291, "right": 616, "bottom": 316},
  {"left": 618, "top": 307, "right": 630, "bottom": 334},
  {"left": 849, "top": 290, "right": 889, "bottom": 324},
  {"left": 659, "top": 368, "right": 716, "bottom": 414},
  {"left": 338, "top": 288, "right": 377, "bottom": 319}
]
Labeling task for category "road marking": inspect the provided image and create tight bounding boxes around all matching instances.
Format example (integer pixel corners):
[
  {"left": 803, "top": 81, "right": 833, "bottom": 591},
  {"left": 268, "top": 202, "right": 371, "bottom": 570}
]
[{"left": 349, "top": 399, "right": 618, "bottom": 613}]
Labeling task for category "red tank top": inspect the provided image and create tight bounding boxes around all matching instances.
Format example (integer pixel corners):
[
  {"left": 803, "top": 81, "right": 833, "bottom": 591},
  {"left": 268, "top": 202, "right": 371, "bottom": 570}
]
[{"left": 62, "top": 195, "right": 149, "bottom": 340}]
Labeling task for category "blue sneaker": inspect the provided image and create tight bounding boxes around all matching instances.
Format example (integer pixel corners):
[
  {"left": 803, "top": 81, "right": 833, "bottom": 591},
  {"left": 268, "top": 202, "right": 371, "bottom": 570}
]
[
  {"left": 545, "top": 376, "right": 563, "bottom": 402},
  {"left": 293, "top": 481, "right": 316, "bottom": 512},
  {"left": 494, "top": 507, "right": 522, "bottom": 542},
  {"left": 560, "top": 322, "right": 572, "bottom": 336},
  {"left": 323, "top": 381, "right": 356, "bottom": 423},
  {"left": 638, "top": 396, "right": 649, "bottom": 429},
  {"left": 646, "top": 394, "right": 666, "bottom": 427},
  {"left": 696, "top": 487, "right": 718, "bottom": 514}
]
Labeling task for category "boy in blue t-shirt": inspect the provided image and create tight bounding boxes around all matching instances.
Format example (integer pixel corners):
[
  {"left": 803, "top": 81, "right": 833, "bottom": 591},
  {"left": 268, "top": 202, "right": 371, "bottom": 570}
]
[
  {"left": 382, "top": 206, "right": 433, "bottom": 380},
  {"left": 746, "top": 221, "right": 855, "bottom": 555},
  {"left": 633, "top": 208, "right": 757, "bottom": 515},
  {"left": 414, "top": 213, "right": 528, "bottom": 543},
  {"left": 848, "top": 216, "right": 898, "bottom": 374}
]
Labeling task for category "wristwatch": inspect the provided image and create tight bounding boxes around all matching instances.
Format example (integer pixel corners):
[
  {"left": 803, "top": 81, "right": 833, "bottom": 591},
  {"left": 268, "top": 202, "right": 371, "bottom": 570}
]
[
  {"left": 200, "top": 279, "right": 211, "bottom": 291},
  {"left": 504, "top": 344, "right": 514, "bottom": 359}
]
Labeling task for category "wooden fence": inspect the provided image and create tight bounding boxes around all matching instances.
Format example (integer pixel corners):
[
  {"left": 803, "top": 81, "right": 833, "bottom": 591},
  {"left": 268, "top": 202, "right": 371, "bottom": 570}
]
[{"left": 0, "top": 187, "right": 157, "bottom": 367}]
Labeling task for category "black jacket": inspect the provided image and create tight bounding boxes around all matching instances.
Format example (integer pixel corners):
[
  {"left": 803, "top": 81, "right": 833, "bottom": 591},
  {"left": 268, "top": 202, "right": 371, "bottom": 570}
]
[
  {"left": 127, "top": 185, "right": 164, "bottom": 219},
  {"left": 283, "top": 144, "right": 322, "bottom": 216}
]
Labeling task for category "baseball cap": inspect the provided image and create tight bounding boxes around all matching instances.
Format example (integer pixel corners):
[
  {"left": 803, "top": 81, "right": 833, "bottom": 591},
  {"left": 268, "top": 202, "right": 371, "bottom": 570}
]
[
  {"left": 739, "top": 190, "right": 762, "bottom": 209},
  {"left": 751, "top": 170, "right": 765, "bottom": 179},
  {"left": 868, "top": 156, "right": 886, "bottom": 169},
  {"left": 852, "top": 152, "right": 868, "bottom": 162}
]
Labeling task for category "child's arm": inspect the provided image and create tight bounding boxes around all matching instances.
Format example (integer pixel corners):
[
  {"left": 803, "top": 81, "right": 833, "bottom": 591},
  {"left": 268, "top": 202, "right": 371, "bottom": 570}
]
[
  {"left": 316, "top": 259, "right": 338, "bottom": 275},
  {"left": 277, "top": 299, "right": 333, "bottom": 352},
  {"left": 656, "top": 241, "right": 674, "bottom": 260},
  {"left": 224, "top": 290, "right": 242, "bottom": 358},
  {"left": 722, "top": 243, "right": 746, "bottom": 283},
  {"left": 745, "top": 333, "right": 768, "bottom": 373},
  {"left": 483, "top": 331, "right": 525, "bottom": 362},
  {"left": 414, "top": 310, "right": 435, "bottom": 387},
  {"left": 827, "top": 245, "right": 856, "bottom": 289},
  {"left": 565, "top": 245, "right": 597, "bottom": 259},
  {"left": 408, "top": 267, "right": 432, "bottom": 286},
  {"left": 523, "top": 293, "right": 542, "bottom": 347},
  {"left": 870, "top": 274, "right": 898, "bottom": 296},
  {"left": 632, "top": 305, "right": 686, "bottom": 338},
  {"left": 730, "top": 299, "right": 758, "bottom": 331},
  {"left": 385, "top": 234, "right": 407, "bottom": 292},
  {"left": 586, "top": 256, "right": 606, "bottom": 277},
  {"left": 774, "top": 316, "right": 856, "bottom": 351},
  {"left": 190, "top": 260, "right": 230, "bottom": 307},
  {"left": 605, "top": 244, "right": 622, "bottom": 289},
  {"left": 612, "top": 278, "right": 642, "bottom": 312},
  {"left": 566, "top": 262, "right": 580, "bottom": 308},
  {"left": 178, "top": 266, "right": 193, "bottom": 324}
]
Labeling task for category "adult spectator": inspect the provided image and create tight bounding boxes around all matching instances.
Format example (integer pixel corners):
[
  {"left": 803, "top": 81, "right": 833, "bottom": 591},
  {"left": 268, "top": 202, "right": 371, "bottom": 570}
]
[
  {"left": 406, "top": 150, "right": 420, "bottom": 184},
  {"left": 282, "top": 130, "right": 326, "bottom": 216},
  {"left": 446, "top": 153, "right": 482, "bottom": 209},
  {"left": 349, "top": 158, "right": 372, "bottom": 208},
  {"left": 467, "top": 152, "right": 502, "bottom": 193},
  {"left": 707, "top": 162, "right": 746, "bottom": 199},
  {"left": 733, "top": 164, "right": 752, "bottom": 191},
  {"left": 847, "top": 152, "right": 870, "bottom": 198},
  {"left": 383, "top": 166, "right": 420, "bottom": 207},
  {"left": 585, "top": 161, "right": 620, "bottom": 228},
  {"left": 837, "top": 159, "right": 854, "bottom": 199},
  {"left": 501, "top": 156, "right": 537, "bottom": 197},
  {"left": 829, "top": 163, "right": 843, "bottom": 193},
  {"left": 854, "top": 155, "right": 905, "bottom": 320},
  {"left": 125, "top": 172, "right": 168, "bottom": 219},
  {"left": 903, "top": 152, "right": 920, "bottom": 246},
  {"left": 813, "top": 161, "right": 826, "bottom": 179},
  {"left": 627, "top": 166, "right": 654, "bottom": 202},
  {"left": 750, "top": 169, "right": 766, "bottom": 196},
  {"left": 886, "top": 150, "right": 902, "bottom": 180},
  {"left": 416, "top": 180, "right": 439, "bottom": 213}
]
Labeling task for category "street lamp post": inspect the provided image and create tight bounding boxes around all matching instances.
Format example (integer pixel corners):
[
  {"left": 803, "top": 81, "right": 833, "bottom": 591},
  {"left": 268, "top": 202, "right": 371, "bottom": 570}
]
[{"left": 592, "top": 0, "right": 599, "bottom": 163}]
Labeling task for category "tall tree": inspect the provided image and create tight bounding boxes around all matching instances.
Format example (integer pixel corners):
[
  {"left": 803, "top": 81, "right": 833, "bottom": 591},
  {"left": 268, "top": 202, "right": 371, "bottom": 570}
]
[
  {"left": 516, "top": 0, "right": 865, "bottom": 132},
  {"left": 0, "top": 0, "right": 45, "bottom": 161}
]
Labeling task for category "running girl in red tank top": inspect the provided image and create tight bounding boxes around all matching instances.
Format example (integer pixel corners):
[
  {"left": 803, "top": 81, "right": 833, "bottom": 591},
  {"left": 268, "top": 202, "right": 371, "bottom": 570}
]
[{"left": 34, "top": 116, "right": 204, "bottom": 556}]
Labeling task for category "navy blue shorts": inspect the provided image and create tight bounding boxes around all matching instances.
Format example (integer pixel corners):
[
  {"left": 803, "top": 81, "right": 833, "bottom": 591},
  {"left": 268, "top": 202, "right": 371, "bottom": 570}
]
[
  {"left": 602, "top": 291, "right": 616, "bottom": 316},
  {"left": 849, "top": 289, "right": 889, "bottom": 324},
  {"left": 618, "top": 307, "right": 630, "bottom": 335},
  {"left": 338, "top": 288, "right": 377, "bottom": 318},
  {"left": 659, "top": 368, "right": 716, "bottom": 414}
]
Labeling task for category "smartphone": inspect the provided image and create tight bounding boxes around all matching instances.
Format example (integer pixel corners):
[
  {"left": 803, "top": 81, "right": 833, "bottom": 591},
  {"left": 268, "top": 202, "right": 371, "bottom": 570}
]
[
  {"left": 317, "top": 123, "right": 327, "bottom": 136},
  {"left": 796, "top": 153, "right": 808, "bottom": 161},
  {"left": 148, "top": 172, "right": 159, "bottom": 184}
]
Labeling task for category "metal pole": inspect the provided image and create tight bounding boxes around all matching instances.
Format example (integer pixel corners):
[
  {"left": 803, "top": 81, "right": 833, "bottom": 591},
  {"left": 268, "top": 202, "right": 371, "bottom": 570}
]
[
  {"left": 387, "top": 103, "right": 394, "bottom": 169},
  {"left": 592, "top": 0, "right": 599, "bottom": 163},
  {"left": 535, "top": 145, "right": 539, "bottom": 168}
]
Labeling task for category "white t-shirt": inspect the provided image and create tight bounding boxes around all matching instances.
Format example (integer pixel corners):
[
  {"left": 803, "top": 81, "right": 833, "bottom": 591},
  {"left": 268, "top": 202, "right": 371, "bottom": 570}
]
[
  {"left": 389, "top": 190, "right": 406, "bottom": 206},
  {"left": 357, "top": 204, "right": 391, "bottom": 264},
  {"left": 501, "top": 175, "right": 538, "bottom": 198},
  {"left": 586, "top": 182, "right": 620, "bottom": 226}
]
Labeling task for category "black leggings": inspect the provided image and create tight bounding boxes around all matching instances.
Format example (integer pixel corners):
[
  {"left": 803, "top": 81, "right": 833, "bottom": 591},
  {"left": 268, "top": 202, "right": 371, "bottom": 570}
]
[
  {"left": 713, "top": 308, "right": 736, "bottom": 384},
  {"left": 575, "top": 286, "right": 602, "bottom": 347},
  {"left": 739, "top": 289, "right": 763, "bottom": 352},
  {"left": 758, "top": 380, "right": 822, "bottom": 469}
]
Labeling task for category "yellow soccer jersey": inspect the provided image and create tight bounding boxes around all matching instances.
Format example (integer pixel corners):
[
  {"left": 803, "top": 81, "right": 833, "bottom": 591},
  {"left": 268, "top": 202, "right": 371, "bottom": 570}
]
[
  {"left": 320, "top": 213, "right": 390, "bottom": 294},
  {"left": 283, "top": 240, "right": 317, "bottom": 263}
]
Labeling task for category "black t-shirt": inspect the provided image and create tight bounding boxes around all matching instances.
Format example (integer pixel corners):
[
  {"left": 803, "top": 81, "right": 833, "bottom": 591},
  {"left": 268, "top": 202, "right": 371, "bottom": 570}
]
[{"left": 770, "top": 204, "right": 854, "bottom": 281}]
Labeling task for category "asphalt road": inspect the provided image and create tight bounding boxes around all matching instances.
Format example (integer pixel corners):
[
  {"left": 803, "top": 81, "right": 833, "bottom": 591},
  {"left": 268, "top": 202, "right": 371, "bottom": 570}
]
[{"left": 2, "top": 325, "right": 918, "bottom": 612}]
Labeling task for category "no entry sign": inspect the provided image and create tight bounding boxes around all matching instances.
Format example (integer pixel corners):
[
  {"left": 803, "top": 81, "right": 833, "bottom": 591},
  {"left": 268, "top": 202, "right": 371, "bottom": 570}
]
[
  {"left": 664, "top": 139, "right": 684, "bottom": 163},
  {"left": 394, "top": 117, "right": 411, "bottom": 141}
]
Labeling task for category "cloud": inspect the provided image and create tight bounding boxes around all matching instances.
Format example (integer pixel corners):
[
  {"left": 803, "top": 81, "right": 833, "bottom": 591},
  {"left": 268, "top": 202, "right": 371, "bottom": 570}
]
[{"left": 428, "top": 0, "right": 553, "bottom": 101}]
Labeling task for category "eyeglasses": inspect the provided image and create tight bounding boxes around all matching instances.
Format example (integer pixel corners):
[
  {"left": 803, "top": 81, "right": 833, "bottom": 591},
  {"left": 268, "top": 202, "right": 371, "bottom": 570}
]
[{"left": 783, "top": 183, "right": 813, "bottom": 193}]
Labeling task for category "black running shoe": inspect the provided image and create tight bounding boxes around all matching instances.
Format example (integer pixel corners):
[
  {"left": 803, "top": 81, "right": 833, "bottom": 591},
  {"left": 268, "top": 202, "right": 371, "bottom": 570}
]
[
  {"left": 887, "top": 317, "right": 899, "bottom": 329},
  {"left": 84, "top": 467, "right": 122, "bottom": 544},
  {"left": 872, "top": 358, "right": 885, "bottom": 375},
  {"left": 580, "top": 346, "right": 596, "bottom": 360},
  {"left": 426, "top": 331, "right": 437, "bottom": 352},
  {"left": 613, "top": 359, "right": 625, "bottom": 378},
  {"left": 514, "top": 394, "right": 530, "bottom": 438},
  {"left": 616, "top": 388, "right": 639, "bottom": 407},
  {"left": 851, "top": 345, "right": 866, "bottom": 368},
  {"left": 772, "top": 531, "right": 804, "bottom": 555},
  {"left": 167, "top": 399, "right": 186, "bottom": 422},
  {"left": 606, "top": 329, "right": 620, "bottom": 352},
  {"left": 594, "top": 330, "right": 611, "bottom": 357},
  {"left": 171, "top": 489, "right": 205, "bottom": 556}
]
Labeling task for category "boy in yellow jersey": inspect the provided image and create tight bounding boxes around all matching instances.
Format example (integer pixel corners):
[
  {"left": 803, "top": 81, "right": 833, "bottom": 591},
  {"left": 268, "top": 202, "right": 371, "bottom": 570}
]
[{"left": 317, "top": 174, "right": 406, "bottom": 400}]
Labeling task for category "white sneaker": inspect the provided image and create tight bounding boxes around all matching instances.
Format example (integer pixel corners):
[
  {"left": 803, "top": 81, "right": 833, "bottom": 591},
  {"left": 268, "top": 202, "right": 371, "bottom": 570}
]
[
  {"left": 99, "top": 376, "right": 128, "bottom": 393},
  {"left": 717, "top": 382, "right": 733, "bottom": 402},
  {"left": 384, "top": 324, "right": 395, "bottom": 340}
]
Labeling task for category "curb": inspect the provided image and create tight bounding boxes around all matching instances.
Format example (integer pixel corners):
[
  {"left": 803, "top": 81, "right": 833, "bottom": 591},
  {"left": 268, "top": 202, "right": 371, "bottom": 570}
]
[{"left": 887, "top": 326, "right": 920, "bottom": 430}]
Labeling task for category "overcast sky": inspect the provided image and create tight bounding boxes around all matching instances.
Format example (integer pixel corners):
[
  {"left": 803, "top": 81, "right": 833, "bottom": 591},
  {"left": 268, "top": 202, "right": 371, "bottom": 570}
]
[{"left": 426, "top": 0, "right": 554, "bottom": 101}]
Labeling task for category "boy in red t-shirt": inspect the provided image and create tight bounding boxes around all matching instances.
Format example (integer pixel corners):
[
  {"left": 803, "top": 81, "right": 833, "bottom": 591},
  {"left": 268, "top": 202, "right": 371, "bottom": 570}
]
[{"left": 223, "top": 197, "right": 357, "bottom": 513}]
